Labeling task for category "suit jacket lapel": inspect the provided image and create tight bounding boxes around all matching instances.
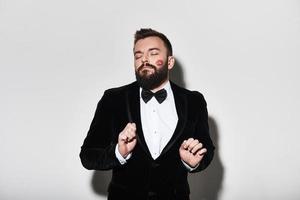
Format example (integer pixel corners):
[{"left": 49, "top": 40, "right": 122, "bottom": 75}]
[
  {"left": 159, "top": 81, "right": 188, "bottom": 158},
  {"left": 126, "top": 82, "right": 152, "bottom": 158}
]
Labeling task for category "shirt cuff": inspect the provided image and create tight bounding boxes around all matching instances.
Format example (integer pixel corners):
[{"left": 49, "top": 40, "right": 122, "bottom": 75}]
[
  {"left": 181, "top": 160, "right": 199, "bottom": 172},
  {"left": 115, "top": 144, "right": 132, "bottom": 165}
]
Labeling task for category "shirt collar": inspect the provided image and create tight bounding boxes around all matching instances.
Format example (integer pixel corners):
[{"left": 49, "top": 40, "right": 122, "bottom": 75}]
[{"left": 162, "top": 80, "right": 172, "bottom": 95}]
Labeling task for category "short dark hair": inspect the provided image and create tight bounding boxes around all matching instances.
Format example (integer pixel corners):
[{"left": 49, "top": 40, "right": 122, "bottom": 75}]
[{"left": 134, "top": 28, "right": 173, "bottom": 56}]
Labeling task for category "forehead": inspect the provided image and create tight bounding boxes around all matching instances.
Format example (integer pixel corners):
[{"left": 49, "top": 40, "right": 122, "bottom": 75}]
[{"left": 134, "top": 36, "right": 166, "bottom": 51}]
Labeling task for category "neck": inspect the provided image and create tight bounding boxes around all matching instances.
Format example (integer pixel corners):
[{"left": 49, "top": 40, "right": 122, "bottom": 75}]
[{"left": 151, "top": 78, "right": 169, "bottom": 93}]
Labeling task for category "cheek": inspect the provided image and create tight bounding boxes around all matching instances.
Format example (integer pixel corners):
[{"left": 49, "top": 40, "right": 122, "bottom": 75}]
[
  {"left": 155, "top": 59, "right": 164, "bottom": 66},
  {"left": 134, "top": 60, "right": 141, "bottom": 68}
]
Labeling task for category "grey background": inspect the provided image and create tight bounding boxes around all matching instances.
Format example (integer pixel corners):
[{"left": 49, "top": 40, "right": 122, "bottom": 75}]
[{"left": 1, "top": 0, "right": 300, "bottom": 199}]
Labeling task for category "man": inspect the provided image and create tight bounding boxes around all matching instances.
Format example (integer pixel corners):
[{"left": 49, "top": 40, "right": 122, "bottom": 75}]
[{"left": 80, "top": 28, "right": 215, "bottom": 200}]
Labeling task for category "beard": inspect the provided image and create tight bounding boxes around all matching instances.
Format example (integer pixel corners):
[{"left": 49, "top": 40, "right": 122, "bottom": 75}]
[{"left": 135, "top": 62, "right": 168, "bottom": 90}]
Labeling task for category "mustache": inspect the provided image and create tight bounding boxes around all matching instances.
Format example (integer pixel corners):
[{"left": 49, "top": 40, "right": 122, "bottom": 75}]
[{"left": 137, "top": 63, "right": 156, "bottom": 72}]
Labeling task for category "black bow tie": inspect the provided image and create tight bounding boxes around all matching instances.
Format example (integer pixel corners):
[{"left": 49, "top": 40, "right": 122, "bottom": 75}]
[{"left": 141, "top": 88, "right": 167, "bottom": 104}]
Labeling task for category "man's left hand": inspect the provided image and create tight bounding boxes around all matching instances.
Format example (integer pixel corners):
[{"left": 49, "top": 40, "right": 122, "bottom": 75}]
[{"left": 179, "top": 138, "right": 207, "bottom": 168}]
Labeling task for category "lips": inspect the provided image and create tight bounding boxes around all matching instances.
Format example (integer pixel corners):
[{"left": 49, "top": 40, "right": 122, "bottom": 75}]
[
  {"left": 140, "top": 66, "right": 154, "bottom": 71},
  {"left": 138, "top": 63, "right": 156, "bottom": 73}
]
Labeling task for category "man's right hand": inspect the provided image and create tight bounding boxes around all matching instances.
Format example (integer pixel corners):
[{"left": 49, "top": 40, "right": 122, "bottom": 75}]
[{"left": 118, "top": 123, "right": 137, "bottom": 158}]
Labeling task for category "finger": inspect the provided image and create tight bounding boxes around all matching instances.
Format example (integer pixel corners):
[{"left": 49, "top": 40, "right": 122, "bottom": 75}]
[
  {"left": 119, "top": 123, "right": 136, "bottom": 142},
  {"left": 129, "top": 125, "right": 137, "bottom": 133},
  {"left": 190, "top": 142, "right": 203, "bottom": 154},
  {"left": 188, "top": 139, "right": 199, "bottom": 151},
  {"left": 180, "top": 140, "right": 187, "bottom": 149},
  {"left": 127, "top": 123, "right": 137, "bottom": 133},
  {"left": 119, "top": 133, "right": 128, "bottom": 142},
  {"left": 196, "top": 148, "right": 207, "bottom": 156},
  {"left": 124, "top": 129, "right": 135, "bottom": 141},
  {"left": 184, "top": 138, "right": 194, "bottom": 149},
  {"left": 120, "top": 131, "right": 136, "bottom": 143},
  {"left": 123, "top": 123, "right": 132, "bottom": 132},
  {"left": 128, "top": 133, "right": 137, "bottom": 141},
  {"left": 128, "top": 125, "right": 137, "bottom": 136},
  {"left": 130, "top": 123, "right": 137, "bottom": 130}
]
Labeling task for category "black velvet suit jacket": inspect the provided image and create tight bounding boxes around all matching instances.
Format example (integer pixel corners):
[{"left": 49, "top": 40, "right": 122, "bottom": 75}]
[{"left": 80, "top": 81, "right": 215, "bottom": 200}]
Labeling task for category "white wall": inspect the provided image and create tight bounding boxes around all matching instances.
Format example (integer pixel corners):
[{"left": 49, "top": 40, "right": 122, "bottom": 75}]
[{"left": 1, "top": 0, "right": 299, "bottom": 199}]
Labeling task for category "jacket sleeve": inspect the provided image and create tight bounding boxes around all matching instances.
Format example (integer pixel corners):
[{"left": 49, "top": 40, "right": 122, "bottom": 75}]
[
  {"left": 79, "top": 90, "right": 121, "bottom": 170},
  {"left": 190, "top": 92, "right": 215, "bottom": 173}
]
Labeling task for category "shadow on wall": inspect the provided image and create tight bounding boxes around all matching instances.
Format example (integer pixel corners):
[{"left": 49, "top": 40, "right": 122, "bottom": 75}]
[
  {"left": 169, "top": 59, "right": 186, "bottom": 88},
  {"left": 91, "top": 170, "right": 111, "bottom": 196},
  {"left": 90, "top": 59, "right": 224, "bottom": 199},
  {"left": 188, "top": 117, "right": 224, "bottom": 200},
  {"left": 171, "top": 60, "right": 224, "bottom": 200}
]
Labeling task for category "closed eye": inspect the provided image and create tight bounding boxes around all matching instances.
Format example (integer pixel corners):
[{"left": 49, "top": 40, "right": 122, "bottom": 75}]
[
  {"left": 150, "top": 51, "right": 159, "bottom": 56},
  {"left": 134, "top": 53, "right": 143, "bottom": 60},
  {"left": 149, "top": 49, "right": 160, "bottom": 56}
]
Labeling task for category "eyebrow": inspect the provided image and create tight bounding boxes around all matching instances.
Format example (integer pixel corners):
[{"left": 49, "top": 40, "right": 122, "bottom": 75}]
[
  {"left": 134, "top": 50, "right": 143, "bottom": 55},
  {"left": 149, "top": 48, "right": 160, "bottom": 51},
  {"left": 134, "top": 48, "right": 161, "bottom": 55}
]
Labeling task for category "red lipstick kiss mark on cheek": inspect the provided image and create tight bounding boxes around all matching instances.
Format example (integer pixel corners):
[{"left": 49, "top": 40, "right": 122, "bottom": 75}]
[{"left": 156, "top": 60, "right": 164, "bottom": 66}]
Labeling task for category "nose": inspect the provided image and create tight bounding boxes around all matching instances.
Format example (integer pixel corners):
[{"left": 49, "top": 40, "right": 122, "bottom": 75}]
[{"left": 141, "top": 54, "right": 149, "bottom": 63}]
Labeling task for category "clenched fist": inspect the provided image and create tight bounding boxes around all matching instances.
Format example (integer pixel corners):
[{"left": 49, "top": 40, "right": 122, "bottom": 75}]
[
  {"left": 118, "top": 123, "right": 137, "bottom": 158},
  {"left": 179, "top": 138, "right": 207, "bottom": 168}
]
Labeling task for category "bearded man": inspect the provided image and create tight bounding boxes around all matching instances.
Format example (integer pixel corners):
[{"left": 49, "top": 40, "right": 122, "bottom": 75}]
[{"left": 80, "top": 28, "right": 215, "bottom": 200}]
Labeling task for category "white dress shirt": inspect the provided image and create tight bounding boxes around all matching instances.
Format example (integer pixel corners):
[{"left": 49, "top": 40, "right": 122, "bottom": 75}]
[
  {"left": 115, "top": 81, "right": 196, "bottom": 170},
  {"left": 140, "top": 81, "right": 178, "bottom": 159}
]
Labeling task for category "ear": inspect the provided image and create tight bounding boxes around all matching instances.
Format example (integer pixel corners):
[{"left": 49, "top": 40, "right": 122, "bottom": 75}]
[{"left": 167, "top": 56, "right": 175, "bottom": 70}]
